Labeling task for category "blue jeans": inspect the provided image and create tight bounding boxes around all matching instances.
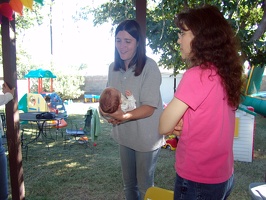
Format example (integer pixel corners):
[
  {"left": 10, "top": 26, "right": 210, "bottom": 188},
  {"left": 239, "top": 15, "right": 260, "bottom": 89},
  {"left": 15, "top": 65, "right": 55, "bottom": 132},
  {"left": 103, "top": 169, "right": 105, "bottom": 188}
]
[
  {"left": 174, "top": 173, "right": 234, "bottom": 200},
  {"left": 119, "top": 145, "right": 161, "bottom": 200},
  {"left": 0, "top": 136, "right": 8, "bottom": 200}
]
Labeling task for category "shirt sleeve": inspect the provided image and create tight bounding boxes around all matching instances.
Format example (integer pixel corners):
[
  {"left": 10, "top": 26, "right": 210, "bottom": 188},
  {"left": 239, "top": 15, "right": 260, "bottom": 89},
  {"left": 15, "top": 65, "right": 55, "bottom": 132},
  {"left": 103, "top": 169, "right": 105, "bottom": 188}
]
[
  {"left": 175, "top": 67, "right": 216, "bottom": 111},
  {"left": 0, "top": 93, "right": 13, "bottom": 106}
]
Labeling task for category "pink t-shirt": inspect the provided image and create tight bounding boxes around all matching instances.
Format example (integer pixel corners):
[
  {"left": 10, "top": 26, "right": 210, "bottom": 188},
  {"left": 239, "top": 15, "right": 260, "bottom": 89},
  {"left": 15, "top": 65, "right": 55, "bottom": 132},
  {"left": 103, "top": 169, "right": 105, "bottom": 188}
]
[{"left": 174, "top": 66, "right": 235, "bottom": 184}]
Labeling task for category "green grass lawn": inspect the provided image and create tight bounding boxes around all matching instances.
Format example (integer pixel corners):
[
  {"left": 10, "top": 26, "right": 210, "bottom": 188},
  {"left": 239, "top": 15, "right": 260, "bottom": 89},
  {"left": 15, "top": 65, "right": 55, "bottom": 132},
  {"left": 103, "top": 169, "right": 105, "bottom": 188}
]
[{"left": 7, "top": 111, "right": 266, "bottom": 200}]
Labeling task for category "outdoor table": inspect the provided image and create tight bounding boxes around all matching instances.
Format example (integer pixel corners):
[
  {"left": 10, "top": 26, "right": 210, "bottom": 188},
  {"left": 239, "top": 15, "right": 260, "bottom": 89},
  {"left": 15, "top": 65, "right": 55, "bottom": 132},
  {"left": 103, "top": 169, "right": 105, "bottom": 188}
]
[{"left": 19, "top": 112, "right": 65, "bottom": 159}]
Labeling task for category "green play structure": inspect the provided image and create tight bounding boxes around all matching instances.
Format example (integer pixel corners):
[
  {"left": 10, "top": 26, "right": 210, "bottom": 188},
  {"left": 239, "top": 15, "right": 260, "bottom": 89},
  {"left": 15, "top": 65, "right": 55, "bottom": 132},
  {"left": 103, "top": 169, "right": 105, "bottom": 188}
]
[
  {"left": 242, "top": 65, "right": 266, "bottom": 116},
  {"left": 18, "top": 69, "right": 67, "bottom": 117}
]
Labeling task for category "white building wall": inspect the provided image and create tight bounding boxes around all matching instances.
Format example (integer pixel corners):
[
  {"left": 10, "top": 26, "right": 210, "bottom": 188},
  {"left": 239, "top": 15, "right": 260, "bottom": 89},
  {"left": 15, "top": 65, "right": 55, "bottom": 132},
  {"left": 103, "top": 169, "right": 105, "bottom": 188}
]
[
  {"left": 233, "top": 109, "right": 255, "bottom": 162},
  {"left": 160, "top": 72, "right": 183, "bottom": 104}
]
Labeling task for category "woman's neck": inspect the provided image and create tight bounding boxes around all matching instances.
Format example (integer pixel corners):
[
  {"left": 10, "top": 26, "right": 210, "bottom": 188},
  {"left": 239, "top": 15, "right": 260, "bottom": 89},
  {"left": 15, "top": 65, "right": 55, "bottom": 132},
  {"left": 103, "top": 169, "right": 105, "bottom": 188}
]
[{"left": 124, "top": 61, "right": 130, "bottom": 70}]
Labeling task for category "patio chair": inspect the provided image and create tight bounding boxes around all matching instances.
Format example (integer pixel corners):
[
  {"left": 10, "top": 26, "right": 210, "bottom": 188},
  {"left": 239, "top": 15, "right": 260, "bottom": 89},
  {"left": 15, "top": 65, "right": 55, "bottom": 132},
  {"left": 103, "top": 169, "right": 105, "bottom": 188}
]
[
  {"left": 44, "top": 118, "right": 68, "bottom": 140},
  {"left": 64, "top": 107, "right": 101, "bottom": 149},
  {"left": 144, "top": 186, "right": 174, "bottom": 200}
]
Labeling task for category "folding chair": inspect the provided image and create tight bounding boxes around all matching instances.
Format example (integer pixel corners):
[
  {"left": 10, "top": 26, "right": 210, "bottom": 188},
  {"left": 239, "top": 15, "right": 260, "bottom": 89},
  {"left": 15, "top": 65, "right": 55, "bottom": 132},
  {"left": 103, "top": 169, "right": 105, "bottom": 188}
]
[
  {"left": 64, "top": 107, "right": 101, "bottom": 149},
  {"left": 144, "top": 187, "right": 174, "bottom": 200}
]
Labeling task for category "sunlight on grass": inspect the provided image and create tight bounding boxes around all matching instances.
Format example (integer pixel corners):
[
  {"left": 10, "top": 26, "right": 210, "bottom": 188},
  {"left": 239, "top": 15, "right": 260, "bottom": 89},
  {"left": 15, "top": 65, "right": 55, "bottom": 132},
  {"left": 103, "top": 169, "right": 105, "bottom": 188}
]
[
  {"left": 9, "top": 110, "right": 265, "bottom": 200},
  {"left": 45, "top": 160, "right": 65, "bottom": 166},
  {"left": 65, "top": 162, "right": 80, "bottom": 168},
  {"left": 254, "top": 151, "right": 266, "bottom": 159}
]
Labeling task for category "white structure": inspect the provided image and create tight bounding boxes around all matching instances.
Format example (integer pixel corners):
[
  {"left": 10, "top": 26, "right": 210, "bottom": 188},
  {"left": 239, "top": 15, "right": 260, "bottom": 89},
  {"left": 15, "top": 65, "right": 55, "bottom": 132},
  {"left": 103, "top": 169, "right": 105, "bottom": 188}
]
[
  {"left": 233, "top": 106, "right": 256, "bottom": 162},
  {"left": 160, "top": 70, "right": 183, "bottom": 105}
]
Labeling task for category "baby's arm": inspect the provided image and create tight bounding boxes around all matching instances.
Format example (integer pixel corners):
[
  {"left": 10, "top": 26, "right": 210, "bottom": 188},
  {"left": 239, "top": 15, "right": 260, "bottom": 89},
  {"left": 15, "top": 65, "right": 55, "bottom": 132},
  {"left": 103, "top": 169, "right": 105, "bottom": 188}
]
[
  {"left": 125, "top": 90, "right": 132, "bottom": 97},
  {"left": 122, "top": 90, "right": 136, "bottom": 112},
  {"left": 125, "top": 90, "right": 135, "bottom": 102}
]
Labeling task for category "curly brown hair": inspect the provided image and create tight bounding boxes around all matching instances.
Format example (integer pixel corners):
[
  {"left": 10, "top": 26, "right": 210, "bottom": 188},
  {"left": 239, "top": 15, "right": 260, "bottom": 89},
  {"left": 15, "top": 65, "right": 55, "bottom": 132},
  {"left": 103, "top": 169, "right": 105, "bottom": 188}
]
[{"left": 175, "top": 5, "right": 244, "bottom": 107}]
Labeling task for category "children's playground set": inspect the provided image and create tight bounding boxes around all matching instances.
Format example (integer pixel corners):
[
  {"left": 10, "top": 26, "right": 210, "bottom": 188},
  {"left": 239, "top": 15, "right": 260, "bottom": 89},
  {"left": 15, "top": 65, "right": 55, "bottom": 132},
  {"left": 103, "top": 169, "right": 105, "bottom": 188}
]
[
  {"left": 242, "top": 65, "right": 266, "bottom": 116},
  {"left": 18, "top": 69, "right": 67, "bottom": 130},
  {"left": 17, "top": 69, "right": 102, "bottom": 147}
]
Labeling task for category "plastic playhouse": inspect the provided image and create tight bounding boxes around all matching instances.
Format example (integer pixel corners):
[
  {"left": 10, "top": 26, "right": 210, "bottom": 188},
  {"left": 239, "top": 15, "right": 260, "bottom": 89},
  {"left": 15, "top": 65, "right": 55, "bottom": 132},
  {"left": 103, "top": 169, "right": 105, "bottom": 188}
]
[
  {"left": 18, "top": 69, "right": 67, "bottom": 118},
  {"left": 242, "top": 65, "right": 266, "bottom": 117}
]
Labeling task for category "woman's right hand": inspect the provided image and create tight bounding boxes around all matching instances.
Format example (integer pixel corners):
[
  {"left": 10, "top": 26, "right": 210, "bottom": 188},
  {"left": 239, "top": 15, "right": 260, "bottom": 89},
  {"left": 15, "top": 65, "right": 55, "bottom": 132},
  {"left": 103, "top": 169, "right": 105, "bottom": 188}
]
[
  {"left": 99, "top": 106, "right": 122, "bottom": 125},
  {"left": 172, "top": 119, "right": 183, "bottom": 136}
]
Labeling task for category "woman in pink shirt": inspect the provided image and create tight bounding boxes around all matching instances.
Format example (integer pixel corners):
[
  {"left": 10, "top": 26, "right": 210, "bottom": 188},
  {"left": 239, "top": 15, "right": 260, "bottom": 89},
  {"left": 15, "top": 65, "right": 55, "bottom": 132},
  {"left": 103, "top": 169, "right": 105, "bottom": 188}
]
[{"left": 159, "top": 5, "right": 244, "bottom": 200}]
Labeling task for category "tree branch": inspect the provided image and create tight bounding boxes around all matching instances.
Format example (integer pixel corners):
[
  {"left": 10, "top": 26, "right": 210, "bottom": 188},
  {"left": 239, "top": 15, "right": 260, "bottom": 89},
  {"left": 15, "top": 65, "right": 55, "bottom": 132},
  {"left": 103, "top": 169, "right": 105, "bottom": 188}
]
[{"left": 250, "top": 0, "right": 266, "bottom": 41}]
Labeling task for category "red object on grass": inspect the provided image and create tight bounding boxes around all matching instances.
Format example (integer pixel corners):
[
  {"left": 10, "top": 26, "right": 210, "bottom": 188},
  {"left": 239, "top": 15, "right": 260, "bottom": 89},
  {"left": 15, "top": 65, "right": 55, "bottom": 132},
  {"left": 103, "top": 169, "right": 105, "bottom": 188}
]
[{"left": 162, "top": 137, "right": 178, "bottom": 151}]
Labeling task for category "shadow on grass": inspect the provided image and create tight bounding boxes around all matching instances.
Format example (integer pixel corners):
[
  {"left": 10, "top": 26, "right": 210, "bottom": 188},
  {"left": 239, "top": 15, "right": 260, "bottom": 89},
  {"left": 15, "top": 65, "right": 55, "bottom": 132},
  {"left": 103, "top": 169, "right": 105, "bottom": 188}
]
[{"left": 7, "top": 113, "right": 266, "bottom": 200}]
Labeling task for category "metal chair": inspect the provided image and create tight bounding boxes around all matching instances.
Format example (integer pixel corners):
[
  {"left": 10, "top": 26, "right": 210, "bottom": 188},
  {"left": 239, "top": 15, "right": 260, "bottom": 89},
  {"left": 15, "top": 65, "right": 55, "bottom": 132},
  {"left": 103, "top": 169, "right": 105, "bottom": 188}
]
[
  {"left": 64, "top": 122, "right": 88, "bottom": 148},
  {"left": 144, "top": 186, "right": 174, "bottom": 200},
  {"left": 64, "top": 107, "right": 101, "bottom": 149}
]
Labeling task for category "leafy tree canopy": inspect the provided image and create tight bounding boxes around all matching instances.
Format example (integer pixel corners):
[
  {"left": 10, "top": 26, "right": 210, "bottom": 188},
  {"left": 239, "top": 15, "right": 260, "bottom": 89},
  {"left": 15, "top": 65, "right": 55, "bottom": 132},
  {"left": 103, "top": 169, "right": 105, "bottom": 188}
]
[
  {"left": 0, "top": 1, "right": 86, "bottom": 100},
  {"left": 77, "top": 0, "right": 266, "bottom": 74}
]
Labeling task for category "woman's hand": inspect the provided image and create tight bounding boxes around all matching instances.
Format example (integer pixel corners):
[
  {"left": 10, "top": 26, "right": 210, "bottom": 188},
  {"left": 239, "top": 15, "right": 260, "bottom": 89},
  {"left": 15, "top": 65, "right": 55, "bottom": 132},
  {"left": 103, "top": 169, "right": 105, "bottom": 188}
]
[
  {"left": 99, "top": 104, "right": 155, "bottom": 125},
  {"left": 99, "top": 106, "right": 125, "bottom": 125},
  {"left": 164, "top": 119, "right": 183, "bottom": 136},
  {"left": 172, "top": 119, "right": 183, "bottom": 136},
  {"left": 2, "top": 82, "right": 15, "bottom": 96},
  {"left": 108, "top": 108, "right": 123, "bottom": 120}
]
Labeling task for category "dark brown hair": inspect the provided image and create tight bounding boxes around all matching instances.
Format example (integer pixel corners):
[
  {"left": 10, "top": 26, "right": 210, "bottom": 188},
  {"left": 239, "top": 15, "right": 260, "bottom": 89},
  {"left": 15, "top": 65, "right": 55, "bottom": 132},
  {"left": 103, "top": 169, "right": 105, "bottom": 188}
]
[
  {"left": 99, "top": 87, "right": 121, "bottom": 114},
  {"left": 114, "top": 19, "right": 147, "bottom": 76},
  {"left": 175, "top": 5, "right": 244, "bottom": 107}
]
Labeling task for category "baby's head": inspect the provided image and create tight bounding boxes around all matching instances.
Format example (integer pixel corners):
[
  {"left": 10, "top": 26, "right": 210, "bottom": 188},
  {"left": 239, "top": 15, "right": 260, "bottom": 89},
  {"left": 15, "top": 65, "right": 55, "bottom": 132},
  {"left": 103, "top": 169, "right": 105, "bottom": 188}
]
[{"left": 99, "top": 87, "right": 121, "bottom": 114}]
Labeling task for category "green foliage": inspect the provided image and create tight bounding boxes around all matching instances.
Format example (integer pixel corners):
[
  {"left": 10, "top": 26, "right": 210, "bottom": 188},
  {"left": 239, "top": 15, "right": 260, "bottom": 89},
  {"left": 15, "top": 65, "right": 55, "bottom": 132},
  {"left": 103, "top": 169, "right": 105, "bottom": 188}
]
[
  {"left": 53, "top": 73, "right": 85, "bottom": 100},
  {"left": 2, "top": 0, "right": 265, "bottom": 99},
  {"left": 15, "top": 3, "right": 46, "bottom": 33},
  {"left": 16, "top": 48, "right": 39, "bottom": 79},
  {"left": 1, "top": 2, "right": 87, "bottom": 100},
  {"left": 29, "top": 65, "right": 85, "bottom": 100},
  {"left": 0, "top": 3, "right": 47, "bottom": 77},
  {"left": 84, "top": 0, "right": 266, "bottom": 73}
]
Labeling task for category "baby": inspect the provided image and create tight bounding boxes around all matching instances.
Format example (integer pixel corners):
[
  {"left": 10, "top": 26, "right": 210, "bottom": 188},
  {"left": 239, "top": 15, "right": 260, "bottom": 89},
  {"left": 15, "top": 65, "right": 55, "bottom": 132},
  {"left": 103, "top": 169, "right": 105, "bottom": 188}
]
[{"left": 99, "top": 87, "right": 136, "bottom": 115}]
